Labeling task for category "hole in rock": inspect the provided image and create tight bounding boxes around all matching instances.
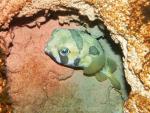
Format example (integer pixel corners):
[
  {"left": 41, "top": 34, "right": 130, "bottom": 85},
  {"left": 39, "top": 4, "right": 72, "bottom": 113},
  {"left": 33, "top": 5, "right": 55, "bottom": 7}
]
[
  {"left": 6, "top": 9, "right": 131, "bottom": 113},
  {"left": 142, "top": 3, "right": 150, "bottom": 23}
]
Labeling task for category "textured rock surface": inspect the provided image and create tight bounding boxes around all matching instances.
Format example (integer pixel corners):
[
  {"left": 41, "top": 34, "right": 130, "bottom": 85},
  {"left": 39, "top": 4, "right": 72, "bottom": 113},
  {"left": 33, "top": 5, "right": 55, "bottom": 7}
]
[
  {"left": 0, "top": 0, "right": 32, "bottom": 28},
  {"left": 0, "top": 0, "right": 149, "bottom": 113},
  {"left": 125, "top": 92, "right": 150, "bottom": 113},
  {"left": 6, "top": 20, "right": 125, "bottom": 113},
  {"left": 7, "top": 20, "right": 74, "bottom": 113}
]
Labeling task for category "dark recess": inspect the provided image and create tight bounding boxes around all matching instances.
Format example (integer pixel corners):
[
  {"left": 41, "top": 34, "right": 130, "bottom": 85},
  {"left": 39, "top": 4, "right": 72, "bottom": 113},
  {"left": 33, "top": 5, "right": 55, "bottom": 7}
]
[
  {"left": 9, "top": 8, "right": 131, "bottom": 95},
  {"left": 142, "top": 3, "right": 150, "bottom": 23}
]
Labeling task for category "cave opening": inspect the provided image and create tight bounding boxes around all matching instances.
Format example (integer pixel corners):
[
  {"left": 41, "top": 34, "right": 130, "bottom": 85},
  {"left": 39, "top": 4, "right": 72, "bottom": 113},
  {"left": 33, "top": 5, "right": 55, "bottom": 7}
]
[{"left": 3, "top": 9, "right": 132, "bottom": 113}]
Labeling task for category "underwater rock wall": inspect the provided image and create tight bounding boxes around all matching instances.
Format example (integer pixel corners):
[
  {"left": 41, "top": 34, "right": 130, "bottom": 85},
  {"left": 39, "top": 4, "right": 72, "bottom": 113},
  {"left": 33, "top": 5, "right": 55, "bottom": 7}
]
[
  {"left": 0, "top": 0, "right": 149, "bottom": 113},
  {"left": 7, "top": 20, "right": 75, "bottom": 113}
]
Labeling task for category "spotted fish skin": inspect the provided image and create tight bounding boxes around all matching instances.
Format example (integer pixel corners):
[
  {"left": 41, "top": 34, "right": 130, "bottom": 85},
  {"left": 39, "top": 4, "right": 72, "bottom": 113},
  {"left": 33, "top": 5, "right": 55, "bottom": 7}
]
[{"left": 44, "top": 28, "right": 121, "bottom": 90}]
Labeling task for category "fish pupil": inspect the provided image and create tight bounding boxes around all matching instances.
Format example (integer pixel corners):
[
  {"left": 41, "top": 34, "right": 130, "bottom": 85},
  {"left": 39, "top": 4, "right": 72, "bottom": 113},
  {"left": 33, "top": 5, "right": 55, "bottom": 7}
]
[{"left": 60, "top": 48, "right": 69, "bottom": 56}]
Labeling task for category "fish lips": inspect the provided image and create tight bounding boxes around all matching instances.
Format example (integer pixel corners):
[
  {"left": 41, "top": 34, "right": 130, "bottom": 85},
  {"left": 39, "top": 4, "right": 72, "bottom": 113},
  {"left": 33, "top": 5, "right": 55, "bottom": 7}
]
[{"left": 44, "top": 48, "right": 56, "bottom": 61}]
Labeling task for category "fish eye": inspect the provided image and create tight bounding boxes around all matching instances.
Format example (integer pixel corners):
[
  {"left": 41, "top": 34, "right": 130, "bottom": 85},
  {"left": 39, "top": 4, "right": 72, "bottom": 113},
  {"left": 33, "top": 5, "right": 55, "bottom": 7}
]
[{"left": 59, "top": 47, "right": 70, "bottom": 56}]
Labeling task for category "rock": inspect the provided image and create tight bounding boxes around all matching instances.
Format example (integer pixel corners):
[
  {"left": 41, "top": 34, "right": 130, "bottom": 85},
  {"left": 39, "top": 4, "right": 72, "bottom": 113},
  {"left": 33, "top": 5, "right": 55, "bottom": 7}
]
[{"left": 0, "top": 0, "right": 149, "bottom": 113}]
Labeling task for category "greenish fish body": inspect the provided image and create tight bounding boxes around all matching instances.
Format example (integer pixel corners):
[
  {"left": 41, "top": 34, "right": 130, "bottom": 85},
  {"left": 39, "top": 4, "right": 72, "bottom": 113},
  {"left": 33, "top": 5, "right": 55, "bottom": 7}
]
[{"left": 45, "top": 28, "right": 121, "bottom": 90}]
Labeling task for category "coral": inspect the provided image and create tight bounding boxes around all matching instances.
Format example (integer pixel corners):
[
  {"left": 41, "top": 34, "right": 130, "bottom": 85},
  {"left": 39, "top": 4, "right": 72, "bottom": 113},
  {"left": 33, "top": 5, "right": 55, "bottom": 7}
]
[
  {"left": 0, "top": 0, "right": 32, "bottom": 28},
  {"left": 0, "top": 40, "right": 12, "bottom": 112},
  {"left": 125, "top": 92, "right": 150, "bottom": 113},
  {"left": 128, "top": 0, "right": 150, "bottom": 90}
]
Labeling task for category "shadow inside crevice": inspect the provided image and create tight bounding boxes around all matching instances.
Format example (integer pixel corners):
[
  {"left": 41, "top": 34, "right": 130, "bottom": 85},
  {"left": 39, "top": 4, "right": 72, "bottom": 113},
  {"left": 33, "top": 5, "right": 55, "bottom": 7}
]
[
  {"left": 0, "top": 48, "right": 13, "bottom": 112},
  {"left": 8, "top": 8, "right": 131, "bottom": 110},
  {"left": 141, "top": 3, "right": 150, "bottom": 23},
  {"left": 102, "top": 28, "right": 131, "bottom": 96},
  {"left": 10, "top": 8, "right": 131, "bottom": 96}
]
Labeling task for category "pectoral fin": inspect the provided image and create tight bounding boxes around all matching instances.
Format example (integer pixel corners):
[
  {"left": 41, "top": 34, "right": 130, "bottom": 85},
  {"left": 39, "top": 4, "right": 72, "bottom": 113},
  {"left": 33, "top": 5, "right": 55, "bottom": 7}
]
[
  {"left": 108, "top": 74, "right": 121, "bottom": 90},
  {"left": 101, "top": 58, "right": 121, "bottom": 90},
  {"left": 95, "top": 72, "right": 107, "bottom": 82},
  {"left": 97, "top": 70, "right": 121, "bottom": 90},
  {"left": 84, "top": 55, "right": 105, "bottom": 75},
  {"left": 107, "top": 57, "right": 117, "bottom": 73}
]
